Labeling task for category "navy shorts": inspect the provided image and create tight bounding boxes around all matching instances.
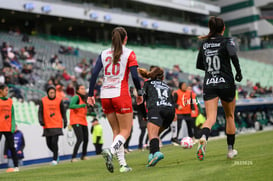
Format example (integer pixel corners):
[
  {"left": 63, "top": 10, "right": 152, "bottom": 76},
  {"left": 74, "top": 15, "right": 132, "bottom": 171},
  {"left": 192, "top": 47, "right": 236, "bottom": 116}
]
[
  {"left": 203, "top": 85, "right": 236, "bottom": 102},
  {"left": 147, "top": 107, "right": 175, "bottom": 128}
]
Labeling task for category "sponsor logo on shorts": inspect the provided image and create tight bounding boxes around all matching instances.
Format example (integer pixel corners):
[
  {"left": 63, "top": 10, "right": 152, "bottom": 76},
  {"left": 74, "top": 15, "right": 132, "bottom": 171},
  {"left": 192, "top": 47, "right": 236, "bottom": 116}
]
[{"left": 121, "top": 108, "right": 131, "bottom": 111}]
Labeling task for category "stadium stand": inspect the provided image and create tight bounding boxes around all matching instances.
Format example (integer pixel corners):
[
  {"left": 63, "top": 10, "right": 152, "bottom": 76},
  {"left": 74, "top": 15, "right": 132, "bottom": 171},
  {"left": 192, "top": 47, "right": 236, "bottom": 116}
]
[{"left": 52, "top": 38, "right": 273, "bottom": 88}]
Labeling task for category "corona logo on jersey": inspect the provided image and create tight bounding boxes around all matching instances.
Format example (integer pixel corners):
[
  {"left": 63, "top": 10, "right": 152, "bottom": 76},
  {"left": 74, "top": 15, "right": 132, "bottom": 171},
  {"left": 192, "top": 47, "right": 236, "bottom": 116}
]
[{"left": 203, "top": 42, "right": 220, "bottom": 50}]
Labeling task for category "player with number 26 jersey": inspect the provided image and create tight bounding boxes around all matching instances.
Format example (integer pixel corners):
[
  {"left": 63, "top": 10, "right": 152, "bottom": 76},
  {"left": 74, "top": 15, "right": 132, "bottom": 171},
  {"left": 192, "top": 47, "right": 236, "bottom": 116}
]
[{"left": 100, "top": 46, "right": 138, "bottom": 99}]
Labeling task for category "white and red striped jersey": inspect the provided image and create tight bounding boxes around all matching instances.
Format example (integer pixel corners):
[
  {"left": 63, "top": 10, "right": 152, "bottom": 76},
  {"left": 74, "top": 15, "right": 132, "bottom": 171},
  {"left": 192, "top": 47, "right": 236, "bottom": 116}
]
[{"left": 100, "top": 46, "right": 138, "bottom": 98}]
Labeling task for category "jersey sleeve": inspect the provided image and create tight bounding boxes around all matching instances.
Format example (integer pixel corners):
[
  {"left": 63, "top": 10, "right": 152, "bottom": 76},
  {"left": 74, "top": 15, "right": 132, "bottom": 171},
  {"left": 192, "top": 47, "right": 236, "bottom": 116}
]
[
  {"left": 196, "top": 43, "right": 205, "bottom": 71},
  {"left": 226, "top": 38, "right": 237, "bottom": 56},
  {"left": 142, "top": 81, "right": 148, "bottom": 100},
  {"left": 128, "top": 51, "right": 138, "bottom": 67}
]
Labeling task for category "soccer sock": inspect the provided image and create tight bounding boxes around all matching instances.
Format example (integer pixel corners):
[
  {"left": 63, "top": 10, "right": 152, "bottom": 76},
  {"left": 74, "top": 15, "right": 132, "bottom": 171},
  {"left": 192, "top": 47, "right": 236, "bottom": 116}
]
[
  {"left": 227, "top": 134, "right": 235, "bottom": 150},
  {"left": 150, "top": 138, "right": 159, "bottom": 154},
  {"left": 116, "top": 145, "right": 127, "bottom": 166},
  {"left": 171, "top": 121, "right": 177, "bottom": 139},
  {"left": 201, "top": 127, "right": 210, "bottom": 141},
  {"left": 110, "top": 134, "right": 126, "bottom": 155}
]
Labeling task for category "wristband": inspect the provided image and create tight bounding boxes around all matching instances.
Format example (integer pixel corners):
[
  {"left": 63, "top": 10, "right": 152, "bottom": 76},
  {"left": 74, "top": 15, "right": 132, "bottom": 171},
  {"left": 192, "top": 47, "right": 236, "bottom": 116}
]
[{"left": 137, "top": 89, "right": 144, "bottom": 96}]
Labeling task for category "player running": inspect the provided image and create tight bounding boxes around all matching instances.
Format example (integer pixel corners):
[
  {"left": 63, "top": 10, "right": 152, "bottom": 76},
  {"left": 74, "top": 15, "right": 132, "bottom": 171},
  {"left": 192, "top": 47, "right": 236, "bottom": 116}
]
[
  {"left": 87, "top": 27, "right": 143, "bottom": 173},
  {"left": 138, "top": 67, "right": 175, "bottom": 167},
  {"left": 196, "top": 16, "right": 243, "bottom": 161}
]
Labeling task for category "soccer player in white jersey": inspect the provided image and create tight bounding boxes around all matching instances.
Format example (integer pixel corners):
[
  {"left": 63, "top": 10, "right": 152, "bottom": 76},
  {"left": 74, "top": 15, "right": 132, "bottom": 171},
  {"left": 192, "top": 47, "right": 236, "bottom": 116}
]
[{"left": 87, "top": 27, "right": 143, "bottom": 173}]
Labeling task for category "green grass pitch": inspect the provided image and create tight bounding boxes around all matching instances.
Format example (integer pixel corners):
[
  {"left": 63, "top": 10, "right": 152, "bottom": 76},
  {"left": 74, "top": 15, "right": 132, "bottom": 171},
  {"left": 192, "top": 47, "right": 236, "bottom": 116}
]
[{"left": 0, "top": 130, "right": 272, "bottom": 181}]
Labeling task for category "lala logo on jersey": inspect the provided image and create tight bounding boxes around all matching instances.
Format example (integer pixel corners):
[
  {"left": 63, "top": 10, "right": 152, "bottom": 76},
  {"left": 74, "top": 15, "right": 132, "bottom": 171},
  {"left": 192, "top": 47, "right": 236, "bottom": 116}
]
[{"left": 206, "top": 77, "right": 225, "bottom": 85}]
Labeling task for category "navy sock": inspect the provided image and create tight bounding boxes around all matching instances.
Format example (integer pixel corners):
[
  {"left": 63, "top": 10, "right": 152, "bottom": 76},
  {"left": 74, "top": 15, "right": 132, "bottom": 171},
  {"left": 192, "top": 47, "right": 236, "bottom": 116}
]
[
  {"left": 150, "top": 138, "right": 159, "bottom": 154},
  {"left": 201, "top": 127, "right": 210, "bottom": 140},
  {"left": 227, "top": 134, "right": 235, "bottom": 150}
]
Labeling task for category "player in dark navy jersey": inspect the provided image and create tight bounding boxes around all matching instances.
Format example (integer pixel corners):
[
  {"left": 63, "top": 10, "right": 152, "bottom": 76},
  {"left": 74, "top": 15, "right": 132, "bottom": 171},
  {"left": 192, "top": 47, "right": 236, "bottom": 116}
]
[
  {"left": 138, "top": 66, "right": 175, "bottom": 167},
  {"left": 196, "top": 16, "right": 243, "bottom": 161}
]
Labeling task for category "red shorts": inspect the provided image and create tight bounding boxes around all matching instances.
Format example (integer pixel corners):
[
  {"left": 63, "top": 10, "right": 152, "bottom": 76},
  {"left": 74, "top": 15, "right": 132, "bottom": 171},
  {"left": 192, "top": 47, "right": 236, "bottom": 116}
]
[{"left": 101, "top": 95, "right": 133, "bottom": 114}]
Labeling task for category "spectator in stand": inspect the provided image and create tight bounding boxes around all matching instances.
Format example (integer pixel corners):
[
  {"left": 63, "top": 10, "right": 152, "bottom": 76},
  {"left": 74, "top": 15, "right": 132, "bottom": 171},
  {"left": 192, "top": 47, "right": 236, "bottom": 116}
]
[
  {"left": 50, "top": 55, "right": 59, "bottom": 64},
  {"left": 21, "top": 34, "right": 29, "bottom": 42},
  {"left": 266, "top": 86, "right": 272, "bottom": 94},
  {"left": 246, "top": 79, "right": 253, "bottom": 88},
  {"left": 44, "top": 79, "right": 54, "bottom": 92},
  {"left": 52, "top": 60, "right": 65, "bottom": 71},
  {"left": 1, "top": 42, "right": 8, "bottom": 60},
  {"left": 173, "top": 64, "right": 183, "bottom": 74},
  {"left": 66, "top": 82, "right": 75, "bottom": 97},
  {"left": 21, "top": 64, "right": 32, "bottom": 74},
  {"left": 74, "top": 48, "right": 79, "bottom": 57},
  {"left": 56, "top": 84, "right": 67, "bottom": 100},
  {"left": 0, "top": 71, "right": 5, "bottom": 84},
  {"left": 58, "top": 46, "right": 68, "bottom": 54},
  {"left": 19, "top": 48, "right": 30, "bottom": 60},
  {"left": 62, "top": 69, "right": 71, "bottom": 81},
  {"left": 74, "top": 63, "right": 84, "bottom": 76},
  {"left": 18, "top": 74, "right": 28, "bottom": 85},
  {"left": 10, "top": 57, "right": 22, "bottom": 70},
  {"left": 27, "top": 46, "right": 36, "bottom": 58},
  {"left": 238, "top": 86, "right": 247, "bottom": 98},
  {"left": 93, "top": 78, "right": 103, "bottom": 99},
  {"left": 192, "top": 80, "right": 202, "bottom": 97},
  {"left": 70, "top": 76, "right": 79, "bottom": 88},
  {"left": 81, "top": 58, "right": 89, "bottom": 68}
]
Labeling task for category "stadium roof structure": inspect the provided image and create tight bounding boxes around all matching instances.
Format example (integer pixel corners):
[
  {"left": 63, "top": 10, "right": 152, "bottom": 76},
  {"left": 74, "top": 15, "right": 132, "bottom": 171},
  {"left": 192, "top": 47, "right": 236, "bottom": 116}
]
[
  {"left": 130, "top": 0, "right": 220, "bottom": 15},
  {"left": 0, "top": 0, "right": 219, "bottom": 36}
]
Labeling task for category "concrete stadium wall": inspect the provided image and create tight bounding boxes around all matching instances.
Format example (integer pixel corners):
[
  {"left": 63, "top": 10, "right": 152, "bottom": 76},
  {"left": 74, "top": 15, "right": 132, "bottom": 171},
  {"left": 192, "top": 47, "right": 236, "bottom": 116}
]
[
  {"left": 0, "top": 117, "right": 189, "bottom": 168},
  {"left": 238, "top": 48, "right": 273, "bottom": 65}
]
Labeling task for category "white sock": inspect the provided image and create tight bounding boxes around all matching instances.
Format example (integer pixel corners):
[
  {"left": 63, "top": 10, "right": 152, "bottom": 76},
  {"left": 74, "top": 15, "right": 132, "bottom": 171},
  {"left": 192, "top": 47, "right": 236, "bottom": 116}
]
[
  {"left": 110, "top": 134, "right": 126, "bottom": 155},
  {"left": 171, "top": 121, "right": 177, "bottom": 138},
  {"left": 116, "top": 145, "right": 127, "bottom": 166}
]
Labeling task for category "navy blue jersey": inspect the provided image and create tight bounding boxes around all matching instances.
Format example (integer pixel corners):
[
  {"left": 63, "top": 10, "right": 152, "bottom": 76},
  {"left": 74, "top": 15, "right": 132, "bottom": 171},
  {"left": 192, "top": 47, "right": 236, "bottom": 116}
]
[
  {"left": 196, "top": 35, "right": 240, "bottom": 89},
  {"left": 143, "top": 79, "right": 174, "bottom": 111}
]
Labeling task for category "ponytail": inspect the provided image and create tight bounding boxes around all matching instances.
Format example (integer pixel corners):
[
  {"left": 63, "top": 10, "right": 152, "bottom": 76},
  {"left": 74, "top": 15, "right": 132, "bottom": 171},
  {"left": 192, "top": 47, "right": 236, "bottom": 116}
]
[
  {"left": 199, "top": 16, "right": 225, "bottom": 40},
  {"left": 111, "top": 27, "right": 127, "bottom": 64},
  {"left": 138, "top": 66, "right": 164, "bottom": 80},
  {"left": 138, "top": 68, "right": 150, "bottom": 79}
]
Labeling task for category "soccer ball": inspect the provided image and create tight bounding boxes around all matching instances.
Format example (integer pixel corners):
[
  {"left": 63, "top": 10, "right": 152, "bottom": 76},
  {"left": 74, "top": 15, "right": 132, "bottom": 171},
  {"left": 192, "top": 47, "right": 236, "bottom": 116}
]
[{"left": 180, "top": 137, "right": 193, "bottom": 149}]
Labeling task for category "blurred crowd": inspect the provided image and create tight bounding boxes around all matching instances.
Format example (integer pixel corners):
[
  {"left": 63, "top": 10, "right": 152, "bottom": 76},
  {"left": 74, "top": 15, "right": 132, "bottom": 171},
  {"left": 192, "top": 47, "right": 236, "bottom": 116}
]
[{"left": 1, "top": 33, "right": 272, "bottom": 105}]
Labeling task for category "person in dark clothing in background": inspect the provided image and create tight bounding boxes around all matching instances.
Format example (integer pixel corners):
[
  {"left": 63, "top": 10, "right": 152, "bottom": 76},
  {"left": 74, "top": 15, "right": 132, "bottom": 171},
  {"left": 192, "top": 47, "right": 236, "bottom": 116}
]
[
  {"left": 38, "top": 85, "right": 67, "bottom": 165},
  {"left": 4, "top": 125, "right": 25, "bottom": 168}
]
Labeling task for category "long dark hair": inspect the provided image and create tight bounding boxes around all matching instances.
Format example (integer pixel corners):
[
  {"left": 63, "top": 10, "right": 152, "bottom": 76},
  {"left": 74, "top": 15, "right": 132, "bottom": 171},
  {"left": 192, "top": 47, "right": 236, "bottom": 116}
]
[
  {"left": 199, "top": 16, "right": 225, "bottom": 40},
  {"left": 138, "top": 66, "right": 164, "bottom": 80},
  {"left": 111, "top": 27, "right": 127, "bottom": 64},
  {"left": 0, "top": 83, "right": 8, "bottom": 90},
  {"left": 75, "top": 84, "right": 86, "bottom": 101}
]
